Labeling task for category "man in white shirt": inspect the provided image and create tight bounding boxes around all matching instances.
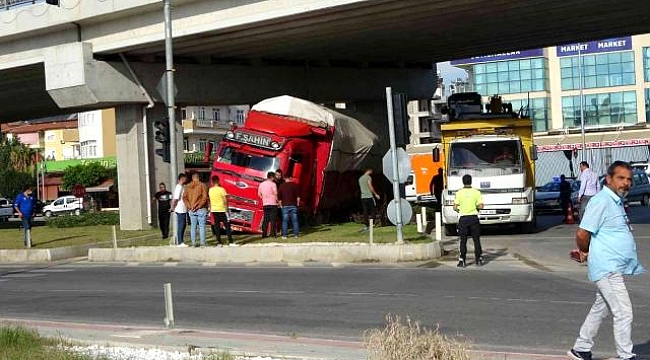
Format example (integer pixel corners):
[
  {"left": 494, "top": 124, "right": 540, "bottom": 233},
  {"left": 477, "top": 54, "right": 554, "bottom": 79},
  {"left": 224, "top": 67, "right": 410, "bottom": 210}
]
[
  {"left": 578, "top": 161, "right": 600, "bottom": 221},
  {"left": 170, "top": 173, "right": 188, "bottom": 247}
]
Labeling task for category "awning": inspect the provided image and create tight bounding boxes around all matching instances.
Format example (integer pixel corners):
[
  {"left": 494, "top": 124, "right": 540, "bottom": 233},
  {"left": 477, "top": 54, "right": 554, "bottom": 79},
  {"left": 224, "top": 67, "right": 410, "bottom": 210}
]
[{"left": 86, "top": 179, "right": 115, "bottom": 193}]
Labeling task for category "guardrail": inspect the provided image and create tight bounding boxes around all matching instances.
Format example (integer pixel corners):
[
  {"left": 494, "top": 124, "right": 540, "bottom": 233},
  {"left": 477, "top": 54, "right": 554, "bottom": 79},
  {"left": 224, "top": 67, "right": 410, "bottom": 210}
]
[{"left": 1, "top": 0, "right": 44, "bottom": 10}]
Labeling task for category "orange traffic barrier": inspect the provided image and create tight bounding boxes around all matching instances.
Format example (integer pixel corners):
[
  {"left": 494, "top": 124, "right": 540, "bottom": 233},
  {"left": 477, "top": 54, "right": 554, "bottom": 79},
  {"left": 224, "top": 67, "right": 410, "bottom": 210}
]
[{"left": 565, "top": 203, "right": 575, "bottom": 224}]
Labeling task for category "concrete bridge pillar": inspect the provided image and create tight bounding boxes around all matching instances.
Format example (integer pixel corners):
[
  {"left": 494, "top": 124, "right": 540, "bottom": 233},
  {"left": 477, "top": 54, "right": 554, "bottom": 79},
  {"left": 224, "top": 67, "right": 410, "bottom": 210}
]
[{"left": 115, "top": 104, "right": 183, "bottom": 230}]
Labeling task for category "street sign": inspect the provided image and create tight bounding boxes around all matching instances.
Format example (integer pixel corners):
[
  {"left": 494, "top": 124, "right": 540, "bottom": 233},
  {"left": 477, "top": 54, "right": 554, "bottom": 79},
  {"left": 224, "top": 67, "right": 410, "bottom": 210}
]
[
  {"left": 71, "top": 184, "right": 86, "bottom": 198},
  {"left": 156, "top": 74, "right": 179, "bottom": 106},
  {"left": 387, "top": 198, "right": 413, "bottom": 226},
  {"left": 382, "top": 148, "right": 412, "bottom": 183}
]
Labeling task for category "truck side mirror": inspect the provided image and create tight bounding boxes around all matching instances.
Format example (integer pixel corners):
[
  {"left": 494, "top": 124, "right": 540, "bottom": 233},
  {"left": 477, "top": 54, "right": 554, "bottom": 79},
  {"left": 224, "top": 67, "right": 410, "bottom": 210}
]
[
  {"left": 530, "top": 145, "right": 538, "bottom": 161},
  {"left": 293, "top": 163, "right": 303, "bottom": 180},
  {"left": 432, "top": 148, "right": 440, "bottom": 163}
]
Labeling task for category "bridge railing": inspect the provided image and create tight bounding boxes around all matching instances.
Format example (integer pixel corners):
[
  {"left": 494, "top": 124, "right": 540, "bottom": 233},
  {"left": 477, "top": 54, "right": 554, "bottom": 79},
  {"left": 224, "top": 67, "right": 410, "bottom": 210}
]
[{"left": 1, "top": 0, "right": 45, "bottom": 10}]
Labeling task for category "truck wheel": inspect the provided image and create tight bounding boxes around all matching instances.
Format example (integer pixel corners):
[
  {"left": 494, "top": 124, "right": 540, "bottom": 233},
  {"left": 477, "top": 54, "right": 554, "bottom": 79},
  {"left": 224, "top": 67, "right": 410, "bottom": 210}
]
[
  {"left": 444, "top": 224, "right": 457, "bottom": 236},
  {"left": 642, "top": 194, "right": 649, "bottom": 206},
  {"left": 518, "top": 219, "right": 536, "bottom": 234},
  {"left": 44, "top": 211, "right": 52, "bottom": 218}
]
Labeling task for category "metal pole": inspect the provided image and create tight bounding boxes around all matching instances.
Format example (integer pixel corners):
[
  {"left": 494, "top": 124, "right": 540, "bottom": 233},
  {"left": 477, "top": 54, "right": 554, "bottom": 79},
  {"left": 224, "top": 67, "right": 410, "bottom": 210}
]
[
  {"left": 112, "top": 225, "right": 118, "bottom": 249},
  {"left": 25, "top": 229, "right": 31, "bottom": 249},
  {"left": 578, "top": 44, "right": 587, "bottom": 161},
  {"left": 163, "top": 283, "right": 175, "bottom": 328},
  {"left": 385, "top": 87, "right": 404, "bottom": 244},
  {"left": 435, "top": 212, "right": 442, "bottom": 241},
  {"left": 369, "top": 218, "right": 374, "bottom": 245},
  {"left": 164, "top": 0, "right": 179, "bottom": 244}
]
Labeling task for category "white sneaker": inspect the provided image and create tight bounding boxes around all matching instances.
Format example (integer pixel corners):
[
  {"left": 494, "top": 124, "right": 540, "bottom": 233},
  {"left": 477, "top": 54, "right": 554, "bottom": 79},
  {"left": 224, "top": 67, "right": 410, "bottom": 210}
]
[
  {"left": 177, "top": 243, "right": 189, "bottom": 247},
  {"left": 282, "top": 236, "right": 288, "bottom": 240}
]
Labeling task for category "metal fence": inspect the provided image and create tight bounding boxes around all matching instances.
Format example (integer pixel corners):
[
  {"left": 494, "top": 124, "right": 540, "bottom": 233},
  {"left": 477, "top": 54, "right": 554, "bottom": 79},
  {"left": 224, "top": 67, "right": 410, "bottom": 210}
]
[{"left": 1, "top": 0, "right": 44, "bottom": 10}]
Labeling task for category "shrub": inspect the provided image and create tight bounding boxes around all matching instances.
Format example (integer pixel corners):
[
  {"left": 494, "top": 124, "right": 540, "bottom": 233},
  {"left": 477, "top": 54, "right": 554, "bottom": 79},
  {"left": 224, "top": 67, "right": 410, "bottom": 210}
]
[
  {"left": 364, "top": 315, "right": 471, "bottom": 360},
  {"left": 48, "top": 212, "right": 119, "bottom": 228}
]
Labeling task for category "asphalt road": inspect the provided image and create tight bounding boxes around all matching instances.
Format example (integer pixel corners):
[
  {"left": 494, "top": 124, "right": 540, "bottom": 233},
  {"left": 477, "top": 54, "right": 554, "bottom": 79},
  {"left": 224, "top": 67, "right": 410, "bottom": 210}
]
[{"left": 0, "top": 206, "right": 648, "bottom": 357}]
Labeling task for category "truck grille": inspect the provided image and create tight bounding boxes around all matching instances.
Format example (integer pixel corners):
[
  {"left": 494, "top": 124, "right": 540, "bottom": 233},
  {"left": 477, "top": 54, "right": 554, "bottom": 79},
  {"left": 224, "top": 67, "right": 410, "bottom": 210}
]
[{"left": 229, "top": 208, "right": 253, "bottom": 223}]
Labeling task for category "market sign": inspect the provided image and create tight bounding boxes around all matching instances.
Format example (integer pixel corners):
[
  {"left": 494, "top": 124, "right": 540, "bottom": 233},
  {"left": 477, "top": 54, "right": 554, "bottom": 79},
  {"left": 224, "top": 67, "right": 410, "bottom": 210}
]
[
  {"left": 450, "top": 49, "right": 544, "bottom": 65},
  {"left": 556, "top": 37, "right": 632, "bottom": 57},
  {"left": 537, "top": 138, "right": 650, "bottom": 152}
]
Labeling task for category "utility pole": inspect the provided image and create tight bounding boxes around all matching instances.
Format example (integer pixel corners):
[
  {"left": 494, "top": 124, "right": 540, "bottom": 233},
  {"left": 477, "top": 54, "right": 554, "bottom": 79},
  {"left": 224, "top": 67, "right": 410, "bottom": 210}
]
[
  {"left": 385, "top": 87, "right": 404, "bottom": 244},
  {"left": 578, "top": 44, "right": 587, "bottom": 162},
  {"left": 163, "top": 0, "right": 179, "bottom": 243}
]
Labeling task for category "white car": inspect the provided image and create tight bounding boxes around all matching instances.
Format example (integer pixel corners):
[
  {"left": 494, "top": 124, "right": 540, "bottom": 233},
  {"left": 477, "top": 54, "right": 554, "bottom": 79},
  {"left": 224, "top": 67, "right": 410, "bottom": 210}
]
[{"left": 42, "top": 196, "right": 84, "bottom": 217}]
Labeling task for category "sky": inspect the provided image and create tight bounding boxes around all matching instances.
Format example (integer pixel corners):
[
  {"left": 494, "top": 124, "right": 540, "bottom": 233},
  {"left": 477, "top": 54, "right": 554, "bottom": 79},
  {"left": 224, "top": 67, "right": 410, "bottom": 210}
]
[{"left": 436, "top": 61, "right": 469, "bottom": 90}]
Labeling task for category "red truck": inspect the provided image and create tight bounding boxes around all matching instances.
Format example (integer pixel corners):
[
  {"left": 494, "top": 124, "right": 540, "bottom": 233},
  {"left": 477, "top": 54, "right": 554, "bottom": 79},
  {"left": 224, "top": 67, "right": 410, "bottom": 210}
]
[{"left": 206, "top": 96, "right": 387, "bottom": 233}]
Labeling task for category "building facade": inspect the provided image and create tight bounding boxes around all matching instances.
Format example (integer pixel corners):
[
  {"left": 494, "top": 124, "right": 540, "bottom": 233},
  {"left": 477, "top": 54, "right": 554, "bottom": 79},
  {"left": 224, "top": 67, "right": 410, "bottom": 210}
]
[
  {"left": 181, "top": 105, "right": 249, "bottom": 154},
  {"left": 450, "top": 34, "right": 650, "bottom": 183},
  {"left": 77, "top": 108, "right": 117, "bottom": 159}
]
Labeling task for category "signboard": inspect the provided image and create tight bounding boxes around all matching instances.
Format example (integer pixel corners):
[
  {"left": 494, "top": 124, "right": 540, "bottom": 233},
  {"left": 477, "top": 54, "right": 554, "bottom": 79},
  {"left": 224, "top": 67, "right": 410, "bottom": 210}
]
[
  {"left": 387, "top": 198, "right": 413, "bottom": 226},
  {"left": 556, "top": 37, "right": 632, "bottom": 57},
  {"left": 383, "top": 148, "right": 412, "bottom": 183},
  {"left": 156, "top": 75, "right": 179, "bottom": 106},
  {"left": 71, "top": 184, "right": 86, "bottom": 198},
  {"left": 227, "top": 131, "right": 279, "bottom": 150},
  {"left": 537, "top": 138, "right": 650, "bottom": 152},
  {"left": 450, "top": 49, "right": 544, "bottom": 65}
]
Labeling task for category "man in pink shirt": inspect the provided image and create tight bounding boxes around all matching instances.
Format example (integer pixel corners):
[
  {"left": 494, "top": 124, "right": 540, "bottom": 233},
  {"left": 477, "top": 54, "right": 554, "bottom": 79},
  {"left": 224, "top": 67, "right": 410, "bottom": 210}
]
[{"left": 258, "top": 171, "right": 278, "bottom": 238}]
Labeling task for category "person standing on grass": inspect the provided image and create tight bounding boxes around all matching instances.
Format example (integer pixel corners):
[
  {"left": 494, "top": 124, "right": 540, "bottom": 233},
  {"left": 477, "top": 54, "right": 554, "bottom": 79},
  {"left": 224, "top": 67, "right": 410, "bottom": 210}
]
[
  {"left": 278, "top": 174, "right": 300, "bottom": 239},
  {"left": 454, "top": 174, "right": 484, "bottom": 268},
  {"left": 209, "top": 175, "right": 233, "bottom": 246},
  {"left": 170, "top": 173, "right": 188, "bottom": 247},
  {"left": 153, "top": 182, "right": 172, "bottom": 239},
  {"left": 578, "top": 161, "right": 600, "bottom": 221},
  {"left": 568, "top": 161, "right": 645, "bottom": 360},
  {"left": 183, "top": 172, "right": 209, "bottom": 247},
  {"left": 13, "top": 185, "right": 35, "bottom": 248},
  {"left": 358, "top": 167, "right": 380, "bottom": 232},
  {"left": 258, "top": 171, "right": 278, "bottom": 238}
]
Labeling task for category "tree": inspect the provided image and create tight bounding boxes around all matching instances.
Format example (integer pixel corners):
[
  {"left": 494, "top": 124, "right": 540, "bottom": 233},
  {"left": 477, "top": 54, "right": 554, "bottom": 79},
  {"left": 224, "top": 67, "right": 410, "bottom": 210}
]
[
  {"left": 62, "top": 162, "right": 113, "bottom": 190},
  {"left": 0, "top": 136, "right": 36, "bottom": 198}
]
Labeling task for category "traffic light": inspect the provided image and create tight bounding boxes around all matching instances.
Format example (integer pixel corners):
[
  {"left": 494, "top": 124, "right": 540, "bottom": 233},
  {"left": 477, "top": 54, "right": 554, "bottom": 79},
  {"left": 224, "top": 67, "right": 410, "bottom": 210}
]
[
  {"left": 154, "top": 118, "right": 171, "bottom": 163},
  {"left": 391, "top": 92, "right": 410, "bottom": 147}
]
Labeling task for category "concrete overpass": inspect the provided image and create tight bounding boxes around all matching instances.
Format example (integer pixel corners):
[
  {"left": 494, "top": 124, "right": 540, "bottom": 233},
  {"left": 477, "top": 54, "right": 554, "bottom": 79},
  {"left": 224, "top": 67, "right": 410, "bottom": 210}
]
[{"left": 1, "top": 0, "right": 649, "bottom": 229}]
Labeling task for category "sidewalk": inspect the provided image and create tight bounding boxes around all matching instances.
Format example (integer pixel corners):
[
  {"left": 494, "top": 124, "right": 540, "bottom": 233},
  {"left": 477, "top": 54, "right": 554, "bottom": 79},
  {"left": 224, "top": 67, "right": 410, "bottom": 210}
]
[{"left": 1, "top": 318, "right": 582, "bottom": 360}]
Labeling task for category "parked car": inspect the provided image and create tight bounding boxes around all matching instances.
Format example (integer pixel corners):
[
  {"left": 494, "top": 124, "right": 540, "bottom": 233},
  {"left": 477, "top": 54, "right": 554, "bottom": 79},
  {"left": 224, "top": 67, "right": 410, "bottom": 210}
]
[
  {"left": 598, "top": 170, "right": 650, "bottom": 206},
  {"left": 535, "top": 180, "right": 580, "bottom": 213},
  {"left": 42, "top": 196, "right": 84, "bottom": 217},
  {"left": 0, "top": 197, "right": 14, "bottom": 222}
]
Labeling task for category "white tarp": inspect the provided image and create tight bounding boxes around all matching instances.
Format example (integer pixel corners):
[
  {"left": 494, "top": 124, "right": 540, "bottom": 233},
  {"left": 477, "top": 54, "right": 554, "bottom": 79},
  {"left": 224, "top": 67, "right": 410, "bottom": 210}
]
[{"left": 252, "top": 95, "right": 381, "bottom": 172}]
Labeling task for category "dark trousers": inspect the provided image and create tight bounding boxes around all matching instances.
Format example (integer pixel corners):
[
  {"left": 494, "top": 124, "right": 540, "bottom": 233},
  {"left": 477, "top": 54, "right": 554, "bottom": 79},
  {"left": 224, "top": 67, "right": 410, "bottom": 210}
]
[
  {"left": 261, "top": 205, "right": 277, "bottom": 237},
  {"left": 434, "top": 192, "right": 442, "bottom": 211},
  {"left": 361, "top": 198, "right": 376, "bottom": 227},
  {"left": 211, "top": 212, "right": 233, "bottom": 244},
  {"left": 158, "top": 210, "right": 171, "bottom": 239},
  {"left": 458, "top": 215, "right": 482, "bottom": 261}
]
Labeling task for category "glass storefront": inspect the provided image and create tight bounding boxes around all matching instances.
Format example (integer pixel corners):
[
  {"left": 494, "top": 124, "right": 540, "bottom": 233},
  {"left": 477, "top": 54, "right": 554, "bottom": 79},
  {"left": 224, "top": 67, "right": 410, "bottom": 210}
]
[
  {"left": 473, "top": 58, "right": 548, "bottom": 95},
  {"left": 560, "top": 51, "right": 635, "bottom": 90},
  {"left": 562, "top": 91, "right": 637, "bottom": 128},
  {"left": 508, "top": 97, "right": 549, "bottom": 132}
]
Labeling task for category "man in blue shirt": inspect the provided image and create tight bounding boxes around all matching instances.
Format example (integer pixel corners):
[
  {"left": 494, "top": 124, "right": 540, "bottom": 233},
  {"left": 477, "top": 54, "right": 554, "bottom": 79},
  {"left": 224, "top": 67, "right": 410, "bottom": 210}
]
[
  {"left": 13, "top": 185, "right": 36, "bottom": 247},
  {"left": 568, "top": 161, "right": 645, "bottom": 360}
]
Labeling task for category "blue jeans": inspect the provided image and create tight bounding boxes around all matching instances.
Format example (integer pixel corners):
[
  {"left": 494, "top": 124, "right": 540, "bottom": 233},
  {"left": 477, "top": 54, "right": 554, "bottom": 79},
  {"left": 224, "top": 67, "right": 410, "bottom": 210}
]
[
  {"left": 175, "top": 212, "right": 187, "bottom": 245},
  {"left": 281, "top": 206, "right": 299, "bottom": 237},
  {"left": 188, "top": 208, "right": 207, "bottom": 246},
  {"left": 21, "top": 216, "right": 32, "bottom": 247}
]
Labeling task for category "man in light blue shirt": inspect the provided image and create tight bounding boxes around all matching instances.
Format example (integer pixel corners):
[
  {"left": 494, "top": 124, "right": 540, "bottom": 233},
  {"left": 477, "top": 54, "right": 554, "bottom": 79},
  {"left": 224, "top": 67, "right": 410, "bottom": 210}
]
[
  {"left": 578, "top": 161, "right": 600, "bottom": 221},
  {"left": 568, "top": 161, "right": 645, "bottom": 360}
]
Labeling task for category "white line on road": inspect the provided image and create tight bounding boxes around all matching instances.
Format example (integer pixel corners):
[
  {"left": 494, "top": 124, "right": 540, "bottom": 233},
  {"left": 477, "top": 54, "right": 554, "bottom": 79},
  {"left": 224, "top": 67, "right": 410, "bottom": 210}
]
[{"left": 29, "top": 269, "right": 75, "bottom": 273}]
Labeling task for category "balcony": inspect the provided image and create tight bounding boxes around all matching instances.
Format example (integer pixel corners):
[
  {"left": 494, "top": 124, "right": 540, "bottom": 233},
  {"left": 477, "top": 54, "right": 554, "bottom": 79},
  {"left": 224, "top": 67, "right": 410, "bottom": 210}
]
[{"left": 182, "top": 119, "right": 231, "bottom": 134}]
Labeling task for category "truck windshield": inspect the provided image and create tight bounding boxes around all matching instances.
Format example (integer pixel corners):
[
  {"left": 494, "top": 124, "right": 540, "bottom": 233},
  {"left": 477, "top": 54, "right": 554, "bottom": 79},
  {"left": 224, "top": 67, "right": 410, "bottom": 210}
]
[
  {"left": 450, "top": 140, "right": 522, "bottom": 173},
  {"left": 217, "top": 147, "right": 280, "bottom": 174}
]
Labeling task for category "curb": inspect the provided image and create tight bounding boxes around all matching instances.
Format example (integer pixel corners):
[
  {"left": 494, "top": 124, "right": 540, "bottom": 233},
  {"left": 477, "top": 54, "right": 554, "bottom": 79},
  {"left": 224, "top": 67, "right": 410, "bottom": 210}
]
[{"left": 87, "top": 241, "right": 443, "bottom": 263}]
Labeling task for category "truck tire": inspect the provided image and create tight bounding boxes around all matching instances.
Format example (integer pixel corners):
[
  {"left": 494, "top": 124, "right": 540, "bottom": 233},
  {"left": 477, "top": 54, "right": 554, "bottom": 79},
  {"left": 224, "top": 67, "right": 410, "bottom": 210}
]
[
  {"left": 518, "top": 216, "right": 537, "bottom": 234},
  {"left": 444, "top": 224, "right": 457, "bottom": 236},
  {"left": 642, "top": 194, "right": 649, "bottom": 206}
]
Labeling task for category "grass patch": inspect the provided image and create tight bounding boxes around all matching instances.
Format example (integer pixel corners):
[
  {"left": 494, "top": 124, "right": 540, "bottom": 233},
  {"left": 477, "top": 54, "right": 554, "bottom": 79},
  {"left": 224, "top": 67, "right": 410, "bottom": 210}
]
[
  {"left": 364, "top": 315, "right": 471, "bottom": 360},
  {"left": 0, "top": 325, "right": 97, "bottom": 360},
  {"left": 0, "top": 224, "right": 158, "bottom": 249},
  {"left": 130, "top": 222, "right": 431, "bottom": 247}
]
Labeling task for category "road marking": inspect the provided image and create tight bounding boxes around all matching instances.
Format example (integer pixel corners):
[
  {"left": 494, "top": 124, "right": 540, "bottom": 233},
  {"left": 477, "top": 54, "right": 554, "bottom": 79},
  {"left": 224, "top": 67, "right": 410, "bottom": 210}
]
[
  {"left": 163, "top": 262, "right": 178, "bottom": 267},
  {"left": 30, "top": 269, "right": 74, "bottom": 273},
  {"left": 126, "top": 263, "right": 139, "bottom": 267},
  {"left": 287, "top": 262, "right": 304, "bottom": 267},
  {"left": 1, "top": 273, "right": 46, "bottom": 278},
  {"left": 47, "top": 289, "right": 107, "bottom": 293},
  {"left": 202, "top": 262, "right": 217, "bottom": 267}
]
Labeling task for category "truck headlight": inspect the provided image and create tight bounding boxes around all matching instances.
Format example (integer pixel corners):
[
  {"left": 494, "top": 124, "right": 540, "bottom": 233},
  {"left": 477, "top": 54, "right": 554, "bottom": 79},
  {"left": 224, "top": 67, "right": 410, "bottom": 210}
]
[
  {"left": 512, "top": 197, "right": 528, "bottom": 204},
  {"left": 444, "top": 200, "right": 455, "bottom": 206}
]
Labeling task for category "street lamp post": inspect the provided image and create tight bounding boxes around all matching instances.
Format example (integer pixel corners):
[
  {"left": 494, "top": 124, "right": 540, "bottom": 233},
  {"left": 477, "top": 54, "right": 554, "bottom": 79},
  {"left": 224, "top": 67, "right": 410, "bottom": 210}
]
[{"left": 578, "top": 44, "right": 587, "bottom": 161}]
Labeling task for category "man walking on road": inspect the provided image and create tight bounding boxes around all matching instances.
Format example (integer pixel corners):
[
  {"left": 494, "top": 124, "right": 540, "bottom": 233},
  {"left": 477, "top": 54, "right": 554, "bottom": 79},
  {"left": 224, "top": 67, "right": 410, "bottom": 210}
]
[
  {"left": 259, "top": 171, "right": 278, "bottom": 238},
  {"left": 454, "top": 174, "right": 484, "bottom": 267},
  {"left": 153, "top": 182, "right": 172, "bottom": 239},
  {"left": 183, "top": 172, "right": 209, "bottom": 247},
  {"left": 430, "top": 168, "right": 444, "bottom": 211},
  {"left": 13, "top": 185, "right": 36, "bottom": 247},
  {"left": 170, "top": 173, "right": 188, "bottom": 247},
  {"left": 209, "top": 175, "right": 233, "bottom": 246},
  {"left": 358, "top": 167, "right": 380, "bottom": 232},
  {"left": 578, "top": 161, "right": 600, "bottom": 221},
  {"left": 568, "top": 161, "right": 645, "bottom": 360},
  {"left": 278, "top": 174, "right": 300, "bottom": 239}
]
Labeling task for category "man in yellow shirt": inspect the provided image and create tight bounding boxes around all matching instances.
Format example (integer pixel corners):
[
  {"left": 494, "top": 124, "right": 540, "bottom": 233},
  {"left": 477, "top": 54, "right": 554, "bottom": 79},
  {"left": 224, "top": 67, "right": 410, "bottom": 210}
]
[
  {"left": 454, "top": 174, "right": 484, "bottom": 267},
  {"left": 209, "top": 175, "right": 233, "bottom": 246}
]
